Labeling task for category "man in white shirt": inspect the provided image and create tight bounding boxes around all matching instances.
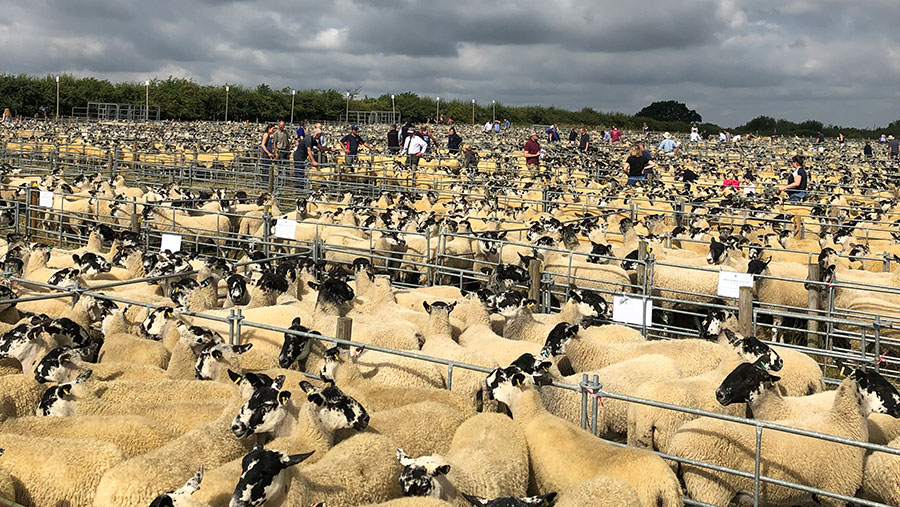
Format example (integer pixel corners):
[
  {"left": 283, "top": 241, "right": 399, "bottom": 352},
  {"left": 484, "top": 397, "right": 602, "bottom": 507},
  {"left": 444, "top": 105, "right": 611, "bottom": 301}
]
[{"left": 402, "top": 128, "right": 428, "bottom": 168}]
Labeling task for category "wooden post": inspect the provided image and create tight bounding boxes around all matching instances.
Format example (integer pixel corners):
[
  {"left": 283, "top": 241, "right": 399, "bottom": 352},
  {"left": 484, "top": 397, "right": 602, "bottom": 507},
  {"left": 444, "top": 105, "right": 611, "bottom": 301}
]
[
  {"left": 335, "top": 317, "right": 352, "bottom": 342},
  {"left": 739, "top": 286, "right": 754, "bottom": 337},
  {"left": 807, "top": 262, "right": 821, "bottom": 348},
  {"left": 29, "top": 187, "right": 40, "bottom": 235},
  {"left": 528, "top": 258, "right": 542, "bottom": 303},
  {"left": 130, "top": 198, "right": 140, "bottom": 233},
  {"left": 636, "top": 240, "right": 649, "bottom": 292}
]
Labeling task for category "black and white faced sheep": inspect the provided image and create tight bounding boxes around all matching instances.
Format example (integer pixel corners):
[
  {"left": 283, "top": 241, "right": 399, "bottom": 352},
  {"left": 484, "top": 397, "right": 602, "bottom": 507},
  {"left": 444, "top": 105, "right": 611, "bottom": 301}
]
[
  {"left": 310, "top": 277, "right": 355, "bottom": 315},
  {"left": 230, "top": 385, "right": 293, "bottom": 440},
  {"left": 141, "top": 307, "right": 176, "bottom": 340},
  {"left": 149, "top": 466, "right": 204, "bottom": 507},
  {"left": 278, "top": 317, "right": 320, "bottom": 369},
  {"left": 72, "top": 252, "right": 112, "bottom": 275},
  {"left": 36, "top": 369, "right": 92, "bottom": 416},
  {"left": 461, "top": 493, "right": 557, "bottom": 506},
  {"left": 33, "top": 344, "right": 95, "bottom": 383},
  {"left": 194, "top": 341, "right": 253, "bottom": 381},
  {"left": 230, "top": 443, "right": 314, "bottom": 507}
]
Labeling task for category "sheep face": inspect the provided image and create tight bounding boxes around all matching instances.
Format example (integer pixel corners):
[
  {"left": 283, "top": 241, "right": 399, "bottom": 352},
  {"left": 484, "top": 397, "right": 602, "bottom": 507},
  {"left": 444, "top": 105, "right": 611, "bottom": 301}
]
[
  {"left": 228, "top": 370, "right": 285, "bottom": 399},
  {"left": 299, "top": 381, "right": 370, "bottom": 431},
  {"left": 700, "top": 310, "right": 728, "bottom": 339},
  {"left": 724, "top": 329, "right": 783, "bottom": 372},
  {"left": 586, "top": 242, "right": 614, "bottom": 264},
  {"left": 177, "top": 322, "right": 223, "bottom": 353},
  {"left": 483, "top": 365, "right": 532, "bottom": 405},
  {"left": 396, "top": 449, "right": 451, "bottom": 498},
  {"left": 230, "top": 444, "right": 312, "bottom": 507},
  {"left": 852, "top": 369, "right": 900, "bottom": 418},
  {"left": 706, "top": 239, "right": 727, "bottom": 265},
  {"left": 279, "top": 318, "right": 318, "bottom": 369},
  {"left": 33, "top": 345, "right": 93, "bottom": 383},
  {"left": 510, "top": 353, "right": 552, "bottom": 375},
  {"left": 715, "top": 362, "right": 781, "bottom": 406},
  {"left": 540, "top": 323, "right": 579, "bottom": 358},
  {"left": 0, "top": 323, "right": 48, "bottom": 369},
  {"left": 36, "top": 370, "right": 92, "bottom": 416},
  {"left": 194, "top": 342, "right": 252, "bottom": 381},
  {"left": 569, "top": 288, "right": 609, "bottom": 319},
  {"left": 73, "top": 252, "right": 112, "bottom": 275},
  {"left": 231, "top": 386, "right": 292, "bottom": 439},
  {"left": 140, "top": 307, "right": 175, "bottom": 340},
  {"left": 746, "top": 258, "right": 771, "bottom": 276},
  {"left": 493, "top": 291, "right": 525, "bottom": 319},
  {"left": 47, "top": 268, "right": 81, "bottom": 288},
  {"left": 461, "top": 492, "right": 557, "bottom": 506},
  {"left": 150, "top": 467, "right": 203, "bottom": 507},
  {"left": 817, "top": 247, "right": 840, "bottom": 271}
]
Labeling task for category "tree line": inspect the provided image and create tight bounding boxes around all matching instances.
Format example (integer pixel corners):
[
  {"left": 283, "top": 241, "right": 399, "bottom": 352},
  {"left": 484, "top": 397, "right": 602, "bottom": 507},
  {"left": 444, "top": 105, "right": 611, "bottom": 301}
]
[{"left": 1, "top": 73, "right": 896, "bottom": 138}]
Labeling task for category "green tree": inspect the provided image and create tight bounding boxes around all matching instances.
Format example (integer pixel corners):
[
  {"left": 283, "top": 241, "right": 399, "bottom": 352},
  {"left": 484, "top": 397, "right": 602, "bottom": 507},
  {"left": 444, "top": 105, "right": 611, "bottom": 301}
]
[{"left": 636, "top": 101, "right": 702, "bottom": 123}]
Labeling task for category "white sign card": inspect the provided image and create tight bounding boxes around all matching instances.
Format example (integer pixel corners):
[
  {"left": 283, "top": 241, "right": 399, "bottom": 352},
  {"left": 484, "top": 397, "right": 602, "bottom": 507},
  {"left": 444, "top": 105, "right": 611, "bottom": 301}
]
[
  {"left": 160, "top": 233, "right": 182, "bottom": 253},
  {"left": 274, "top": 218, "right": 297, "bottom": 240},
  {"left": 717, "top": 271, "right": 754, "bottom": 299},
  {"left": 39, "top": 190, "right": 54, "bottom": 208},
  {"left": 612, "top": 295, "right": 653, "bottom": 326}
]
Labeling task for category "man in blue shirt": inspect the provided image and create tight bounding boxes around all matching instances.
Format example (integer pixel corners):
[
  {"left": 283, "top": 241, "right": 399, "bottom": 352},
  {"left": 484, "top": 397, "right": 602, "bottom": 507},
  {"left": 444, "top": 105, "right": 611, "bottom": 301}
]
[
  {"left": 339, "top": 125, "right": 374, "bottom": 165},
  {"left": 296, "top": 123, "right": 305, "bottom": 141},
  {"left": 656, "top": 132, "right": 680, "bottom": 157}
]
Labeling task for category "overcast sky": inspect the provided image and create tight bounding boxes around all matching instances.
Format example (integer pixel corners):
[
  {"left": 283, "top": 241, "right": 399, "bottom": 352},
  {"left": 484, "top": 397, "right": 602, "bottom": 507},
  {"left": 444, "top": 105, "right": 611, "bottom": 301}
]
[{"left": 1, "top": 0, "right": 898, "bottom": 127}]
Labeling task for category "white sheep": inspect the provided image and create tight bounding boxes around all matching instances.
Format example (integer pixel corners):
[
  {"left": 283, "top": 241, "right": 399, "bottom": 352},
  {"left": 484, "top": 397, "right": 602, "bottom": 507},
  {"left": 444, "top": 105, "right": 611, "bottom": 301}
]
[
  {"left": 670, "top": 369, "right": 900, "bottom": 506},
  {"left": 861, "top": 435, "right": 900, "bottom": 506},
  {"left": 483, "top": 365, "right": 682, "bottom": 507},
  {"left": 395, "top": 412, "right": 531, "bottom": 506}
]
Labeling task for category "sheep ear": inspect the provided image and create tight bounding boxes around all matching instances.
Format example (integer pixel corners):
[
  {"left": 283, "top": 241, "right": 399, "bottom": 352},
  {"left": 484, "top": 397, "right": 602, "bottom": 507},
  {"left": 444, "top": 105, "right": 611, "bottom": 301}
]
[
  {"left": 308, "top": 281, "right": 319, "bottom": 290},
  {"left": 212, "top": 349, "right": 224, "bottom": 361},
  {"left": 278, "top": 391, "right": 291, "bottom": 406},
  {"left": 461, "top": 493, "right": 490, "bottom": 506},
  {"left": 282, "top": 451, "right": 314, "bottom": 468},
  {"left": 232, "top": 343, "right": 252, "bottom": 354},
  {"left": 435, "top": 464, "right": 451, "bottom": 476},
  {"left": 351, "top": 346, "right": 365, "bottom": 359},
  {"left": 423, "top": 301, "right": 432, "bottom": 314},
  {"left": 227, "top": 369, "right": 243, "bottom": 384},
  {"left": 272, "top": 375, "right": 285, "bottom": 390},
  {"left": 72, "top": 254, "right": 80, "bottom": 264},
  {"left": 511, "top": 372, "right": 526, "bottom": 387},
  {"left": 298, "top": 381, "right": 314, "bottom": 394},
  {"left": 723, "top": 328, "right": 740, "bottom": 345},
  {"left": 480, "top": 267, "right": 492, "bottom": 275},
  {"left": 307, "top": 391, "right": 324, "bottom": 406},
  {"left": 60, "top": 386, "right": 71, "bottom": 397},
  {"left": 447, "top": 302, "right": 457, "bottom": 313}
]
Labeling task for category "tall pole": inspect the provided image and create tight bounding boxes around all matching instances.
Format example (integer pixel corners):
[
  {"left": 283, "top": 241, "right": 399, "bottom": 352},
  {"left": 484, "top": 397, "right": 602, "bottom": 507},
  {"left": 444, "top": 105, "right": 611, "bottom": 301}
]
[
  {"left": 225, "top": 85, "right": 229, "bottom": 122},
  {"left": 55, "top": 75, "right": 60, "bottom": 121},
  {"left": 290, "top": 89, "right": 296, "bottom": 125},
  {"left": 492, "top": 100, "right": 496, "bottom": 124},
  {"left": 471, "top": 98, "right": 475, "bottom": 125},
  {"left": 345, "top": 92, "right": 350, "bottom": 124},
  {"left": 436, "top": 96, "right": 440, "bottom": 121},
  {"left": 391, "top": 94, "right": 395, "bottom": 123}
]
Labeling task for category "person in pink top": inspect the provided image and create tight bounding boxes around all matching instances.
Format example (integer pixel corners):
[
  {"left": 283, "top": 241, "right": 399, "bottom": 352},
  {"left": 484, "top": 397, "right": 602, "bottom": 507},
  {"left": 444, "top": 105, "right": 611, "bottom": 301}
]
[
  {"left": 610, "top": 126, "right": 622, "bottom": 143},
  {"left": 524, "top": 132, "right": 541, "bottom": 167}
]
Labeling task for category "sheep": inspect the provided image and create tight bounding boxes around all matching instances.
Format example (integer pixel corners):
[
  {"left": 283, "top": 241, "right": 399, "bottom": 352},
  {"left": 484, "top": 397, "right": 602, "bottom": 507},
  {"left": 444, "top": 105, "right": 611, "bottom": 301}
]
[
  {"left": 460, "top": 493, "right": 557, "bottom": 507},
  {"left": 861, "top": 435, "right": 900, "bottom": 506},
  {"left": 228, "top": 443, "right": 313, "bottom": 507},
  {"left": 493, "top": 289, "right": 603, "bottom": 344},
  {"left": 395, "top": 412, "right": 531, "bottom": 506},
  {"left": 670, "top": 369, "right": 900, "bottom": 507},
  {"left": 457, "top": 293, "right": 542, "bottom": 366},
  {"left": 192, "top": 380, "right": 370, "bottom": 506},
  {"left": 320, "top": 346, "right": 474, "bottom": 417},
  {"left": 0, "top": 374, "right": 46, "bottom": 421},
  {"left": 149, "top": 467, "right": 205, "bottom": 507},
  {"left": 97, "top": 306, "right": 171, "bottom": 369},
  {"left": 626, "top": 329, "right": 785, "bottom": 454},
  {"left": 421, "top": 301, "right": 499, "bottom": 410},
  {"left": 553, "top": 478, "right": 643, "bottom": 507},
  {"left": 0, "top": 434, "right": 126, "bottom": 507},
  {"left": 349, "top": 400, "right": 466, "bottom": 458},
  {"left": 359, "top": 499, "right": 452, "bottom": 507},
  {"left": 482, "top": 364, "right": 682, "bottom": 507},
  {"left": 542, "top": 256, "right": 632, "bottom": 294},
  {"left": 746, "top": 257, "right": 812, "bottom": 343},
  {"left": 0, "top": 450, "right": 14, "bottom": 503}
]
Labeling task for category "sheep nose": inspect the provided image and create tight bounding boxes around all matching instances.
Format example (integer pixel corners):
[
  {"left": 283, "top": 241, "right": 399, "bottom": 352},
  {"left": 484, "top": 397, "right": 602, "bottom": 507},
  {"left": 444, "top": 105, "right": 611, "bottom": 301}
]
[
  {"left": 354, "top": 413, "right": 370, "bottom": 430},
  {"left": 232, "top": 423, "right": 248, "bottom": 438},
  {"left": 715, "top": 389, "right": 728, "bottom": 405}
]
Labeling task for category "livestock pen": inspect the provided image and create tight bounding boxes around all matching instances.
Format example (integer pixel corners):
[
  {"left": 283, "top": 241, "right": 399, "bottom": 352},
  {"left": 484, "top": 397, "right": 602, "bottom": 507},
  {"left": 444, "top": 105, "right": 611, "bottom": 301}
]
[{"left": 1, "top": 132, "right": 900, "bottom": 506}]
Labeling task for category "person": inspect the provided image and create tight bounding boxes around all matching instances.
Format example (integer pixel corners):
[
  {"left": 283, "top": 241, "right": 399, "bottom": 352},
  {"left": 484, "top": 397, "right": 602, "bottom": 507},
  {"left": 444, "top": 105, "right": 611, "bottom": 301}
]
[
  {"left": 578, "top": 128, "right": 590, "bottom": 152},
  {"left": 462, "top": 144, "right": 479, "bottom": 169},
  {"left": 1, "top": 108, "right": 10, "bottom": 123},
  {"left": 642, "top": 122, "right": 649, "bottom": 135},
  {"left": 259, "top": 124, "right": 277, "bottom": 180},
  {"left": 656, "top": 132, "right": 680, "bottom": 156},
  {"left": 701, "top": 130, "right": 709, "bottom": 140},
  {"left": 568, "top": 128, "right": 578, "bottom": 144},
  {"left": 889, "top": 136, "right": 900, "bottom": 159},
  {"left": 610, "top": 126, "right": 621, "bottom": 143},
  {"left": 447, "top": 117, "right": 453, "bottom": 125},
  {"left": 387, "top": 124, "right": 400, "bottom": 154},
  {"left": 603, "top": 130, "right": 611, "bottom": 143},
  {"left": 524, "top": 132, "right": 541, "bottom": 167},
  {"left": 640, "top": 142, "right": 652, "bottom": 160},
  {"left": 295, "top": 122, "right": 306, "bottom": 142},
  {"left": 815, "top": 131, "right": 825, "bottom": 144},
  {"left": 864, "top": 141, "right": 873, "bottom": 158},
  {"left": 623, "top": 143, "right": 656, "bottom": 185},
  {"left": 401, "top": 121, "right": 414, "bottom": 143},
  {"left": 837, "top": 132, "right": 845, "bottom": 145},
  {"left": 719, "top": 131, "right": 728, "bottom": 143},
  {"left": 419, "top": 125, "right": 435, "bottom": 153},
  {"left": 504, "top": 119, "right": 510, "bottom": 128},
  {"left": 402, "top": 128, "right": 428, "bottom": 169},
  {"left": 772, "top": 128, "right": 779, "bottom": 141},
  {"left": 339, "top": 125, "right": 374, "bottom": 165},
  {"left": 447, "top": 127, "right": 462, "bottom": 153},
  {"left": 880, "top": 133, "right": 888, "bottom": 144},
  {"left": 493, "top": 121, "right": 501, "bottom": 134},
  {"left": 689, "top": 125, "right": 701, "bottom": 142},
  {"left": 546, "top": 124, "right": 559, "bottom": 142},
  {"left": 781, "top": 155, "right": 809, "bottom": 202},
  {"left": 293, "top": 128, "right": 320, "bottom": 188},
  {"left": 483, "top": 121, "right": 492, "bottom": 133},
  {"left": 317, "top": 125, "right": 329, "bottom": 163},
  {"left": 272, "top": 121, "right": 292, "bottom": 165}
]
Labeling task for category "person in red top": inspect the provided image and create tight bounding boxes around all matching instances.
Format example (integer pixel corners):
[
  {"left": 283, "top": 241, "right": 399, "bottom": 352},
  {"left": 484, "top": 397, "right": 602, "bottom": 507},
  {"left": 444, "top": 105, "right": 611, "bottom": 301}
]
[
  {"left": 524, "top": 132, "right": 541, "bottom": 166},
  {"left": 610, "top": 126, "right": 622, "bottom": 143}
]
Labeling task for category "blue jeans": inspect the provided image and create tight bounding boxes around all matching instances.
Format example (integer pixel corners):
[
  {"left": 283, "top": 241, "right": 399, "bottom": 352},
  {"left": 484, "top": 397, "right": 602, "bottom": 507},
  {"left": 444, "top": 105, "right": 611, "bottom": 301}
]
[
  {"left": 787, "top": 191, "right": 806, "bottom": 202},
  {"left": 627, "top": 175, "right": 647, "bottom": 186},
  {"left": 293, "top": 159, "right": 307, "bottom": 189}
]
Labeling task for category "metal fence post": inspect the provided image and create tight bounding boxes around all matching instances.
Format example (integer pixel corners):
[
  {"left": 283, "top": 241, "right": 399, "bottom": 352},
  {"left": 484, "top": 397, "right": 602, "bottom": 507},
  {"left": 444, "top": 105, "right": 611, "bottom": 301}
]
[
  {"left": 580, "top": 373, "right": 589, "bottom": 430},
  {"left": 807, "top": 263, "right": 821, "bottom": 348},
  {"left": 590, "top": 374, "right": 600, "bottom": 436},
  {"left": 234, "top": 308, "right": 244, "bottom": 345},
  {"left": 753, "top": 425, "right": 763, "bottom": 507},
  {"left": 227, "top": 309, "right": 236, "bottom": 345}
]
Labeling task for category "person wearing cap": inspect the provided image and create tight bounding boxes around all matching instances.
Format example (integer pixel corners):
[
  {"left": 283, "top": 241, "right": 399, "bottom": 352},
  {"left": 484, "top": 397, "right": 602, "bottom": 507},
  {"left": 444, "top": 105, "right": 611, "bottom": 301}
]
[
  {"left": 888, "top": 135, "right": 899, "bottom": 158},
  {"left": 402, "top": 128, "right": 428, "bottom": 169},
  {"left": 462, "top": 144, "right": 479, "bottom": 169},
  {"left": 340, "top": 125, "right": 374, "bottom": 165},
  {"left": 524, "top": 132, "right": 541, "bottom": 167},
  {"left": 656, "top": 132, "right": 680, "bottom": 157}
]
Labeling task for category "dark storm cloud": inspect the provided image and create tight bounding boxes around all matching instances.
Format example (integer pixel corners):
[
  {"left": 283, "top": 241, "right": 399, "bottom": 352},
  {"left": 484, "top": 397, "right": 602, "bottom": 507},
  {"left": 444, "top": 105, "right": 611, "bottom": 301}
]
[{"left": 0, "top": 0, "right": 897, "bottom": 127}]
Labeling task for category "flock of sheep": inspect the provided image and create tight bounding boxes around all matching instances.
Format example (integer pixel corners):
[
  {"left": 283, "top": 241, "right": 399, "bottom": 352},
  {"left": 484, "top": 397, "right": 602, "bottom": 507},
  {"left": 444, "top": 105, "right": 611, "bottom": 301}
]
[{"left": 0, "top": 123, "right": 900, "bottom": 506}]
